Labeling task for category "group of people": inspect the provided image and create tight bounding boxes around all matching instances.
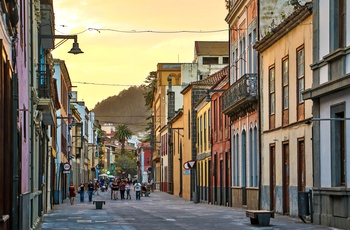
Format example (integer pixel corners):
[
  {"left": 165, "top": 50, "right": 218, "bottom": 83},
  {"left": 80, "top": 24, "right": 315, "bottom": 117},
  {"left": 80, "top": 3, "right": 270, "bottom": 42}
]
[
  {"left": 110, "top": 178, "right": 136, "bottom": 200},
  {"left": 68, "top": 180, "right": 98, "bottom": 205},
  {"left": 68, "top": 178, "right": 154, "bottom": 205}
]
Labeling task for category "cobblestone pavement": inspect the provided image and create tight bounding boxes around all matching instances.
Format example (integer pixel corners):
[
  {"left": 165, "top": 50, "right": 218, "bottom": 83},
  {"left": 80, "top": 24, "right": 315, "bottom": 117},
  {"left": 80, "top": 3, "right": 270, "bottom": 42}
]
[{"left": 38, "top": 189, "right": 340, "bottom": 230}]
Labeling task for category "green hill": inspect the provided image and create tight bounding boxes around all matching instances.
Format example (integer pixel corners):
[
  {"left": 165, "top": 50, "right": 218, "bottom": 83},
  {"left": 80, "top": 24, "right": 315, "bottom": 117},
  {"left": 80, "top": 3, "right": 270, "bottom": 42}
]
[{"left": 92, "top": 86, "right": 150, "bottom": 133}]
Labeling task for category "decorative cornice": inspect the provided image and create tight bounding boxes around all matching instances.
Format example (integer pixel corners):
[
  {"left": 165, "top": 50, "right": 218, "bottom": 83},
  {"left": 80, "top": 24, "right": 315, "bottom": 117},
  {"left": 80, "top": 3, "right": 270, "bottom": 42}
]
[{"left": 254, "top": 3, "right": 312, "bottom": 53}]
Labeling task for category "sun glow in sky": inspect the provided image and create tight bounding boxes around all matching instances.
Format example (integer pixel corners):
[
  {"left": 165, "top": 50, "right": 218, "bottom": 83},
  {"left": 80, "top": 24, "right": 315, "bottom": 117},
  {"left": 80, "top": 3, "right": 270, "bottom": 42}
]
[{"left": 53, "top": 1, "right": 229, "bottom": 109}]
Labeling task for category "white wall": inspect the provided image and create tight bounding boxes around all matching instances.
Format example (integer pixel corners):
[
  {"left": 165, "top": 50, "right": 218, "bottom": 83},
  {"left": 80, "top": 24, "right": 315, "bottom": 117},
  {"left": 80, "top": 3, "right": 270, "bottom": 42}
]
[{"left": 320, "top": 90, "right": 350, "bottom": 187}]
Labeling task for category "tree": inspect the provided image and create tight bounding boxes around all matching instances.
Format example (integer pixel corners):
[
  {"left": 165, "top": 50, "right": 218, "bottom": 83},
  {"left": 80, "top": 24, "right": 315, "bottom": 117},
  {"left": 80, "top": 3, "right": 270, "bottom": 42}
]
[
  {"left": 113, "top": 150, "right": 137, "bottom": 178},
  {"left": 113, "top": 124, "right": 133, "bottom": 154},
  {"left": 143, "top": 71, "right": 157, "bottom": 143}
]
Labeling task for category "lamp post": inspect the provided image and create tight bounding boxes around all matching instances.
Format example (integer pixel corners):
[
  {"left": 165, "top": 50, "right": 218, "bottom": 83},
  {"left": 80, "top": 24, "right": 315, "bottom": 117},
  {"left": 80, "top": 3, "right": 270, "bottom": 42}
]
[
  {"left": 39, "top": 34, "right": 84, "bottom": 54},
  {"left": 41, "top": 32, "right": 83, "bottom": 204}
]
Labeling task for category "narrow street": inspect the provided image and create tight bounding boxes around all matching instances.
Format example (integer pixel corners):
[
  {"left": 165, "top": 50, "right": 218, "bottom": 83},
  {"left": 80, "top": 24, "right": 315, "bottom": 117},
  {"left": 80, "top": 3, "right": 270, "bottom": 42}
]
[{"left": 39, "top": 189, "right": 336, "bottom": 230}]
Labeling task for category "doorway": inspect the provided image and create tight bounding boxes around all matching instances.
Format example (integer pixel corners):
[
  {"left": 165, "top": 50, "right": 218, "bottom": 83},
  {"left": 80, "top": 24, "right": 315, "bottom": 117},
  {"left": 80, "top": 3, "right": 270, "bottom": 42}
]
[
  {"left": 282, "top": 142, "right": 290, "bottom": 215},
  {"left": 270, "top": 144, "right": 276, "bottom": 211},
  {"left": 297, "top": 139, "right": 305, "bottom": 191}
]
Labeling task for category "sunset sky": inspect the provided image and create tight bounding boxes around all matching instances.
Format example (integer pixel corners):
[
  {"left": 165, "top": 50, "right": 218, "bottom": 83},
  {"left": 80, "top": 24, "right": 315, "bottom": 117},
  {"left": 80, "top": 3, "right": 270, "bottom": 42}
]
[{"left": 53, "top": 1, "right": 229, "bottom": 109}]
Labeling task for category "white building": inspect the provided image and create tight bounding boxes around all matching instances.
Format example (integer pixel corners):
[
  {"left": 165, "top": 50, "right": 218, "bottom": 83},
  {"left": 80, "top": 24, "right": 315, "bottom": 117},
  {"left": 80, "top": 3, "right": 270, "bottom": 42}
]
[{"left": 302, "top": 0, "right": 350, "bottom": 228}]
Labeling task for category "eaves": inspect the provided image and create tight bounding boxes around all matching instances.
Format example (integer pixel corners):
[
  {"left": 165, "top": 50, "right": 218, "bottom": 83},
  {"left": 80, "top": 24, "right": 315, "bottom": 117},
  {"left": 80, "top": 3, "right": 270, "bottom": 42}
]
[{"left": 254, "top": 3, "right": 312, "bottom": 53}]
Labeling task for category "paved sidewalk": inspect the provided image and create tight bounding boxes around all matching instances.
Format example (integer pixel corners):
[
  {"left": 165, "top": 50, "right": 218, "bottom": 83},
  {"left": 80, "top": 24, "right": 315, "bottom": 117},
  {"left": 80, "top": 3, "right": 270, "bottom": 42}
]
[{"left": 38, "top": 190, "right": 339, "bottom": 230}]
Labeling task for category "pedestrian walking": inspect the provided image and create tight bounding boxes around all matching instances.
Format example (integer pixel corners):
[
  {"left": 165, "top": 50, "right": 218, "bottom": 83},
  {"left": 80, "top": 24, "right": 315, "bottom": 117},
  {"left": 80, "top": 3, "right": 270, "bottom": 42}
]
[
  {"left": 69, "top": 182, "right": 76, "bottom": 205},
  {"left": 125, "top": 182, "right": 132, "bottom": 199},
  {"left": 87, "top": 180, "right": 94, "bottom": 202},
  {"left": 119, "top": 180, "right": 126, "bottom": 199},
  {"left": 79, "top": 182, "right": 85, "bottom": 202},
  {"left": 134, "top": 180, "right": 142, "bottom": 200},
  {"left": 111, "top": 179, "right": 119, "bottom": 200},
  {"left": 94, "top": 181, "right": 99, "bottom": 195},
  {"left": 109, "top": 179, "right": 114, "bottom": 199}
]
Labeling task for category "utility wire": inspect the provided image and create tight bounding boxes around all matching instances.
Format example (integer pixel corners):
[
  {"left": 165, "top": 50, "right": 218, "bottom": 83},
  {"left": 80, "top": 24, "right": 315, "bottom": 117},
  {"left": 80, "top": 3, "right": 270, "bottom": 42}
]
[
  {"left": 87, "top": 28, "right": 228, "bottom": 34},
  {"left": 55, "top": 27, "right": 230, "bottom": 35},
  {"left": 73, "top": 81, "right": 137, "bottom": 87}
]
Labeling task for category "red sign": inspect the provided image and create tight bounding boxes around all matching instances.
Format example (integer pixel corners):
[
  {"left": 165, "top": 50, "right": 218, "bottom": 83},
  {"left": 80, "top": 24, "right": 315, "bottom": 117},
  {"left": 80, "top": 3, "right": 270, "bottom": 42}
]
[
  {"left": 63, "top": 163, "right": 71, "bottom": 171},
  {"left": 183, "top": 160, "right": 196, "bottom": 170}
]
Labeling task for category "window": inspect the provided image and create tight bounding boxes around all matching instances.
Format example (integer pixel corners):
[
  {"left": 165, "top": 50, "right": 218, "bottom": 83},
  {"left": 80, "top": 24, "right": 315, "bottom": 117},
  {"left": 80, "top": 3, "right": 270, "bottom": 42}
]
[
  {"left": 203, "top": 57, "right": 219, "bottom": 65},
  {"left": 269, "top": 66, "right": 275, "bottom": 129},
  {"left": 249, "top": 128, "right": 253, "bottom": 187},
  {"left": 248, "top": 33, "right": 252, "bottom": 73},
  {"left": 200, "top": 116, "right": 203, "bottom": 152},
  {"left": 331, "top": 103, "right": 345, "bottom": 186},
  {"left": 208, "top": 109, "right": 211, "bottom": 144},
  {"left": 223, "top": 57, "right": 229, "bottom": 64},
  {"left": 297, "top": 48, "right": 304, "bottom": 104},
  {"left": 252, "top": 29, "right": 257, "bottom": 73},
  {"left": 213, "top": 100, "right": 217, "bottom": 131},
  {"left": 197, "top": 117, "right": 200, "bottom": 152},
  {"left": 330, "top": 0, "right": 345, "bottom": 51},
  {"left": 204, "top": 112, "right": 207, "bottom": 150},
  {"left": 253, "top": 127, "right": 258, "bottom": 187},
  {"left": 240, "top": 37, "right": 246, "bottom": 77},
  {"left": 235, "top": 48, "right": 238, "bottom": 81},
  {"left": 282, "top": 58, "right": 289, "bottom": 109},
  {"left": 233, "top": 133, "right": 240, "bottom": 186},
  {"left": 297, "top": 47, "right": 305, "bottom": 121},
  {"left": 219, "top": 97, "right": 223, "bottom": 131},
  {"left": 269, "top": 67, "right": 275, "bottom": 115},
  {"left": 231, "top": 51, "right": 235, "bottom": 82},
  {"left": 282, "top": 58, "right": 289, "bottom": 126},
  {"left": 188, "top": 110, "right": 191, "bottom": 139}
]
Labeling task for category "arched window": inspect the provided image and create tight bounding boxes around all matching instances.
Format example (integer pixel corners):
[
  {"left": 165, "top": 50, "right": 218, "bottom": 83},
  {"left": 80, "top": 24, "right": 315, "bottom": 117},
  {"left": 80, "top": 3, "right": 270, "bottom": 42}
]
[
  {"left": 253, "top": 126, "right": 258, "bottom": 187},
  {"left": 249, "top": 127, "right": 253, "bottom": 187},
  {"left": 242, "top": 130, "right": 247, "bottom": 187}
]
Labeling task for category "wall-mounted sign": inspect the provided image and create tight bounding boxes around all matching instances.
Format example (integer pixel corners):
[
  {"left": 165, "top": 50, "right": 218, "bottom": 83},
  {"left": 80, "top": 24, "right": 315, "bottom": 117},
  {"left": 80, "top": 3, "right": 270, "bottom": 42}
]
[{"left": 183, "top": 160, "right": 196, "bottom": 170}]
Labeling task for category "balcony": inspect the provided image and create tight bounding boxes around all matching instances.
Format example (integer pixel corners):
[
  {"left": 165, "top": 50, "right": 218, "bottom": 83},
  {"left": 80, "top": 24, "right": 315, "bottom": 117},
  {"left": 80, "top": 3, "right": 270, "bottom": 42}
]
[
  {"left": 152, "top": 150, "right": 161, "bottom": 162},
  {"left": 40, "top": 0, "right": 55, "bottom": 49},
  {"left": 222, "top": 73, "right": 258, "bottom": 121},
  {"left": 37, "top": 63, "right": 56, "bottom": 125}
]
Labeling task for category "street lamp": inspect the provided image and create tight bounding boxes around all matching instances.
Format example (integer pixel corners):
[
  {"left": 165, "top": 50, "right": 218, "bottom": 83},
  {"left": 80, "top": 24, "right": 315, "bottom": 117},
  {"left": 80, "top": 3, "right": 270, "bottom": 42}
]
[{"left": 40, "top": 34, "right": 84, "bottom": 54}]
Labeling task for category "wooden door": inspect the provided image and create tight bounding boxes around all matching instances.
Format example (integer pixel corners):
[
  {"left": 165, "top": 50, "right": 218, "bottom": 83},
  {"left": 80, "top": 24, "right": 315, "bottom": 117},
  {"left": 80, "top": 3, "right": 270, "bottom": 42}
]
[
  {"left": 282, "top": 143, "right": 290, "bottom": 214},
  {"left": 298, "top": 139, "right": 305, "bottom": 191},
  {"left": 270, "top": 144, "right": 276, "bottom": 211}
]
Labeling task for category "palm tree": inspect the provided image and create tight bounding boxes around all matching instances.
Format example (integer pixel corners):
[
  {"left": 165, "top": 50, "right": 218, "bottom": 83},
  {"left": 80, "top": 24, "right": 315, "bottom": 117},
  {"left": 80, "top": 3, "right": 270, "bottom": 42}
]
[{"left": 113, "top": 124, "right": 133, "bottom": 154}]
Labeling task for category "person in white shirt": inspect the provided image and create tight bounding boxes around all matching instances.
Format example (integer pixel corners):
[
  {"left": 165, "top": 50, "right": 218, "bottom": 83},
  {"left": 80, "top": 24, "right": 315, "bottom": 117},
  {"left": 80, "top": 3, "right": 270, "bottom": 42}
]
[
  {"left": 133, "top": 180, "right": 142, "bottom": 200},
  {"left": 125, "top": 181, "right": 132, "bottom": 199}
]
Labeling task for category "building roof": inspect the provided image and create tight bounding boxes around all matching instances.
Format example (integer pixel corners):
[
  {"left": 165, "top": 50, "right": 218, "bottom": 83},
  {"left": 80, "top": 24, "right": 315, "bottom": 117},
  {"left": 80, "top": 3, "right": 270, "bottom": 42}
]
[
  {"left": 181, "top": 65, "right": 229, "bottom": 94},
  {"left": 194, "top": 41, "right": 229, "bottom": 56}
]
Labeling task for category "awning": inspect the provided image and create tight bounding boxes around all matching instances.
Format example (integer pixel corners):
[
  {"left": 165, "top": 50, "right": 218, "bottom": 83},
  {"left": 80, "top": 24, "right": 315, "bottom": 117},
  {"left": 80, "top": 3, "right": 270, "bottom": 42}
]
[{"left": 52, "top": 147, "right": 57, "bottom": 158}]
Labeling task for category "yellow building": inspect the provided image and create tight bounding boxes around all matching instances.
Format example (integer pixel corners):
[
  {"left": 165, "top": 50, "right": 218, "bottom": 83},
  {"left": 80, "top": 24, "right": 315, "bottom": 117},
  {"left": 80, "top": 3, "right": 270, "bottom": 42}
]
[
  {"left": 255, "top": 4, "right": 313, "bottom": 216},
  {"left": 181, "top": 73, "right": 225, "bottom": 201},
  {"left": 168, "top": 111, "right": 184, "bottom": 198},
  {"left": 195, "top": 97, "right": 211, "bottom": 203},
  {"left": 152, "top": 63, "right": 182, "bottom": 192}
]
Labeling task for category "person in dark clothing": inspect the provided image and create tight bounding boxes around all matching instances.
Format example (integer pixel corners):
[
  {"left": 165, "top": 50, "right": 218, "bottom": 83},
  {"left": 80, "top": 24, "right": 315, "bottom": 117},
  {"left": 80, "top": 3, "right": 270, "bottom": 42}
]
[
  {"left": 79, "top": 182, "right": 85, "bottom": 202},
  {"left": 111, "top": 180, "right": 119, "bottom": 200},
  {"left": 119, "top": 180, "right": 126, "bottom": 200},
  {"left": 69, "top": 182, "right": 76, "bottom": 205},
  {"left": 87, "top": 180, "right": 94, "bottom": 202}
]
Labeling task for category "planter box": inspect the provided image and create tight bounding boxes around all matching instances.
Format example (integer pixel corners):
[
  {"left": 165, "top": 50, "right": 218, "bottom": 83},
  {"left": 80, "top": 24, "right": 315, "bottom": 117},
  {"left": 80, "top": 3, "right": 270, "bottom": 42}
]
[{"left": 93, "top": 200, "right": 105, "bottom": 209}]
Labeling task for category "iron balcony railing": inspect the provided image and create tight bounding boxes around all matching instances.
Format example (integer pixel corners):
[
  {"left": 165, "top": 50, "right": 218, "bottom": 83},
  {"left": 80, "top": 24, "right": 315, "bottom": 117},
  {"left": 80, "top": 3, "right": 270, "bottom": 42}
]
[
  {"left": 37, "top": 63, "right": 51, "bottom": 98},
  {"left": 222, "top": 73, "right": 258, "bottom": 115}
]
